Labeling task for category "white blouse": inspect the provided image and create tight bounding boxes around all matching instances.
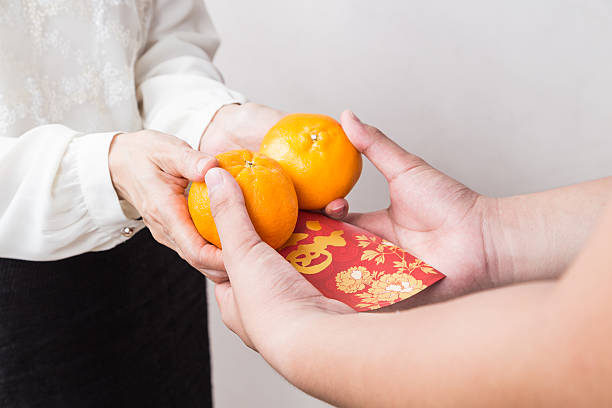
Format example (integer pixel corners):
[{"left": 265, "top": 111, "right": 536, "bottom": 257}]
[{"left": 0, "top": 0, "right": 245, "bottom": 261}]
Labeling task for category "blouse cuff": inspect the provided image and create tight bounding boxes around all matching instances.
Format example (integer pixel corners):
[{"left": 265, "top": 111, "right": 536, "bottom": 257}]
[
  {"left": 70, "top": 132, "right": 142, "bottom": 230},
  {"left": 140, "top": 73, "right": 246, "bottom": 150},
  {"left": 173, "top": 89, "right": 246, "bottom": 150}
]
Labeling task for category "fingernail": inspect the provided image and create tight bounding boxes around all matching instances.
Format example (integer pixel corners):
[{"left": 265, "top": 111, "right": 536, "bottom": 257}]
[
  {"left": 197, "top": 158, "right": 212, "bottom": 175},
  {"left": 205, "top": 168, "right": 224, "bottom": 195},
  {"left": 348, "top": 110, "right": 362, "bottom": 124},
  {"left": 330, "top": 205, "right": 347, "bottom": 219},
  {"left": 330, "top": 202, "right": 344, "bottom": 213}
]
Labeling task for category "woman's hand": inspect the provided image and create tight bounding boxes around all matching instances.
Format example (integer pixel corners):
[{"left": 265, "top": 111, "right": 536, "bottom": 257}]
[
  {"left": 108, "top": 130, "right": 227, "bottom": 282},
  {"left": 200, "top": 102, "right": 284, "bottom": 155},
  {"left": 207, "top": 167, "right": 351, "bottom": 355},
  {"left": 201, "top": 102, "right": 349, "bottom": 219}
]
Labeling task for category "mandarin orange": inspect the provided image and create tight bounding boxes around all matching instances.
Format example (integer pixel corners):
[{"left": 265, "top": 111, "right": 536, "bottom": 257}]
[
  {"left": 259, "top": 113, "right": 362, "bottom": 210},
  {"left": 188, "top": 150, "right": 298, "bottom": 249}
]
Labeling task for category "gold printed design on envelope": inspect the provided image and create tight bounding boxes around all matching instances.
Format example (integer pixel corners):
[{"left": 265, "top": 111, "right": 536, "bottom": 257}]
[
  {"left": 347, "top": 235, "right": 437, "bottom": 309},
  {"left": 356, "top": 273, "right": 427, "bottom": 308},
  {"left": 286, "top": 230, "right": 346, "bottom": 275},
  {"left": 335, "top": 266, "right": 372, "bottom": 293},
  {"left": 281, "top": 233, "right": 309, "bottom": 249},
  {"left": 305, "top": 220, "right": 322, "bottom": 231},
  {"left": 357, "top": 235, "right": 406, "bottom": 267}
]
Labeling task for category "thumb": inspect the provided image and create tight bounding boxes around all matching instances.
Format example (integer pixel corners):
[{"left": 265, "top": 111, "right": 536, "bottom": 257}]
[
  {"left": 205, "top": 168, "right": 273, "bottom": 268},
  {"left": 206, "top": 167, "right": 306, "bottom": 304},
  {"left": 340, "top": 110, "right": 429, "bottom": 183},
  {"left": 157, "top": 141, "right": 218, "bottom": 181}
]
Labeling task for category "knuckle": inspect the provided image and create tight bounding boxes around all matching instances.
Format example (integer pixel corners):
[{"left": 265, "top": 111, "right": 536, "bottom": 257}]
[
  {"left": 188, "top": 260, "right": 203, "bottom": 271},
  {"left": 237, "top": 240, "right": 271, "bottom": 265},
  {"left": 362, "top": 132, "right": 384, "bottom": 155},
  {"left": 365, "top": 123, "right": 386, "bottom": 139},
  {"left": 188, "top": 255, "right": 208, "bottom": 271},
  {"left": 180, "top": 145, "right": 194, "bottom": 164},
  {"left": 209, "top": 194, "right": 238, "bottom": 217},
  {"left": 394, "top": 157, "right": 429, "bottom": 181}
]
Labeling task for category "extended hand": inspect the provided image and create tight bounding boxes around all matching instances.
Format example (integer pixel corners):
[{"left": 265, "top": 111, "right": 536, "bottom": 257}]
[{"left": 341, "top": 111, "right": 496, "bottom": 307}]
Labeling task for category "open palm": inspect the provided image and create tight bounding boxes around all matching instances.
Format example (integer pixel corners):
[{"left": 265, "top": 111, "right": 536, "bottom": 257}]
[{"left": 340, "top": 111, "right": 496, "bottom": 309}]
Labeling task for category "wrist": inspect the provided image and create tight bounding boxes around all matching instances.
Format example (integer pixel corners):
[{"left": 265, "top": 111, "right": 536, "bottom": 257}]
[
  {"left": 479, "top": 196, "right": 517, "bottom": 287},
  {"left": 199, "top": 103, "right": 242, "bottom": 150},
  {"left": 108, "top": 132, "right": 132, "bottom": 203},
  {"left": 260, "top": 310, "right": 338, "bottom": 381}
]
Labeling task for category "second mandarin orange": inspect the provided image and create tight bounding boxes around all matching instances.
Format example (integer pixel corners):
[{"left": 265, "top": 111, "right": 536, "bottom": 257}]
[{"left": 259, "top": 113, "right": 362, "bottom": 210}]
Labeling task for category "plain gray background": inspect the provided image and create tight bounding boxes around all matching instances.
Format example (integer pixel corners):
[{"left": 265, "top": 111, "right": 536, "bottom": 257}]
[{"left": 204, "top": 1, "right": 612, "bottom": 406}]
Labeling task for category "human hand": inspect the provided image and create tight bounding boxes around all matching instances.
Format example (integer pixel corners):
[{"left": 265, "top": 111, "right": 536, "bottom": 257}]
[
  {"left": 206, "top": 166, "right": 351, "bottom": 357},
  {"left": 108, "top": 130, "right": 227, "bottom": 282},
  {"left": 340, "top": 111, "right": 497, "bottom": 308},
  {"left": 201, "top": 102, "right": 349, "bottom": 219},
  {"left": 200, "top": 102, "right": 283, "bottom": 155}
]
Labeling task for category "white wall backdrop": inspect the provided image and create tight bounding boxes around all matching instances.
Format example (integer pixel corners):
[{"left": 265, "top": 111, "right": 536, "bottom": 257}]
[{"left": 204, "top": 1, "right": 612, "bottom": 406}]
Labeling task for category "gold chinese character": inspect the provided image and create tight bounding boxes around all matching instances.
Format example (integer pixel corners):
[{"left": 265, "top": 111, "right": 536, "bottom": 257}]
[{"left": 285, "top": 230, "right": 346, "bottom": 275}]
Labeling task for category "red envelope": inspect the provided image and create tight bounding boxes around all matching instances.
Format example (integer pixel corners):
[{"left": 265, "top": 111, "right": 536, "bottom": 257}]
[{"left": 278, "top": 211, "right": 445, "bottom": 312}]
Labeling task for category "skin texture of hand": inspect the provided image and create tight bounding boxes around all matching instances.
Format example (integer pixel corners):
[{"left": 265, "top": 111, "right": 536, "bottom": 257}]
[
  {"left": 340, "top": 110, "right": 495, "bottom": 307},
  {"left": 108, "top": 130, "right": 226, "bottom": 282},
  {"left": 201, "top": 103, "right": 350, "bottom": 219},
  {"left": 207, "top": 167, "right": 352, "bottom": 354}
]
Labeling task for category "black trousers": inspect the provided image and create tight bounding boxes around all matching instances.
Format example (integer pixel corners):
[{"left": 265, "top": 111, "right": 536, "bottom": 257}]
[{"left": 0, "top": 229, "right": 212, "bottom": 407}]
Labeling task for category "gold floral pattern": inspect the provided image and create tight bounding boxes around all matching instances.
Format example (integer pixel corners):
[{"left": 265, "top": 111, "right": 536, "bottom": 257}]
[
  {"left": 355, "top": 273, "right": 427, "bottom": 310},
  {"left": 348, "top": 235, "right": 437, "bottom": 309},
  {"left": 369, "top": 273, "right": 424, "bottom": 300},
  {"left": 335, "top": 266, "right": 372, "bottom": 293},
  {"left": 281, "top": 212, "right": 445, "bottom": 312},
  {"left": 335, "top": 266, "right": 429, "bottom": 309}
]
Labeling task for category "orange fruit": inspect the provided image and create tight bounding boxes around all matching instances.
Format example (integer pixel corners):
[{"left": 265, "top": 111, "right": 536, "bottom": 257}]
[
  {"left": 188, "top": 150, "right": 298, "bottom": 249},
  {"left": 259, "top": 113, "right": 362, "bottom": 210}
]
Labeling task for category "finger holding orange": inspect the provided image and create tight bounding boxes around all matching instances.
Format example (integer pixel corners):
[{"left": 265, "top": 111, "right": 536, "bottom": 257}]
[
  {"left": 188, "top": 150, "right": 298, "bottom": 249},
  {"left": 260, "top": 113, "right": 362, "bottom": 210}
]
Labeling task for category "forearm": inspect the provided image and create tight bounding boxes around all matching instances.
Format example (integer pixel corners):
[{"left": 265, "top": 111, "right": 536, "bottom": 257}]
[
  {"left": 276, "top": 282, "right": 560, "bottom": 407},
  {"left": 484, "top": 177, "right": 612, "bottom": 285},
  {"left": 136, "top": 0, "right": 245, "bottom": 150},
  {"left": 258, "top": 202, "right": 612, "bottom": 407}
]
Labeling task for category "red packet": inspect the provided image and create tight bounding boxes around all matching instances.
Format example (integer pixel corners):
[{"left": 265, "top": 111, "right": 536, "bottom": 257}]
[{"left": 278, "top": 211, "right": 445, "bottom": 312}]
